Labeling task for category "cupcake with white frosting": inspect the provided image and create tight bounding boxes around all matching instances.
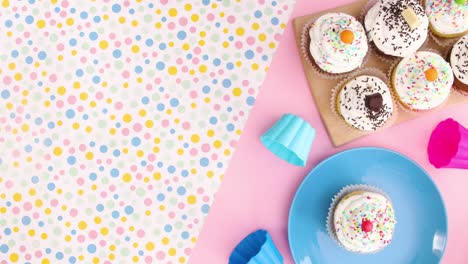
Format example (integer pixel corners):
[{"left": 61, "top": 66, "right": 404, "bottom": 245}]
[
  {"left": 335, "top": 74, "right": 394, "bottom": 131},
  {"left": 306, "top": 13, "right": 368, "bottom": 75},
  {"left": 364, "top": 0, "right": 429, "bottom": 58},
  {"left": 450, "top": 35, "right": 468, "bottom": 92},
  {"left": 392, "top": 51, "right": 454, "bottom": 110},
  {"left": 424, "top": 0, "right": 467, "bottom": 39},
  {"left": 327, "top": 185, "right": 396, "bottom": 254}
]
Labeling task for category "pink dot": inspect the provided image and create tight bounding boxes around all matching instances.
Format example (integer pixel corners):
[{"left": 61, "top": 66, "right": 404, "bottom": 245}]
[
  {"left": 197, "top": 188, "right": 204, "bottom": 194},
  {"left": 223, "top": 95, "right": 230, "bottom": 101},
  {"left": 5, "top": 181, "right": 13, "bottom": 189},
  {"left": 227, "top": 16, "right": 236, "bottom": 23},
  {"left": 133, "top": 123, "right": 142, "bottom": 132},
  {"left": 33, "top": 212, "right": 39, "bottom": 219},
  {"left": 89, "top": 230, "right": 98, "bottom": 239},
  {"left": 162, "top": 120, "right": 169, "bottom": 128},
  {"left": 61, "top": 0, "right": 69, "bottom": 8},
  {"left": 67, "top": 95, "right": 77, "bottom": 104},
  {"left": 235, "top": 41, "right": 243, "bottom": 49},
  {"left": 100, "top": 191, "right": 107, "bottom": 198},
  {"left": 23, "top": 202, "right": 32, "bottom": 211},
  {"left": 156, "top": 251, "right": 165, "bottom": 260},
  {"left": 25, "top": 254, "right": 32, "bottom": 260},
  {"left": 256, "top": 47, "right": 263, "bottom": 53},
  {"left": 184, "top": 248, "right": 192, "bottom": 255},
  {"left": 203, "top": 196, "right": 210, "bottom": 202},
  {"left": 116, "top": 227, "right": 124, "bottom": 235},
  {"left": 207, "top": 13, "right": 215, "bottom": 21},
  {"left": 122, "top": 128, "right": 130, "bottom": 136},
  {"left": 201, "top": 144, "right": 210, "bottom": 152},
  {"left": 3, "top": 76, "right": 12, "bottom": 85},
  {"left": 190, "top": 91, "right": 198, "bottom": 98},
  {"left": 114, "top": 102, "right": 123, "bottom": 110},
  {"left": 178, "top": 203, "right": 185, "bottom": 209},
  {"left": 179, "top": 17, "right": 187, "bottom": 26},
  {"left": 80, "top": 57, "right": 87, "bottom": 63},
  {"left": 247, "top": 37, "right": 255, "bottom": 45},
  {"left": 99, "top": 240, "right": 107, "bottom": 247},
  {"left": 79, "top": 144, "right": 86, "bottom": 151},
  {"left": 182, "top": 122, "right": 191, "bottom": 130},
  {"left": 137, "top": 229, "right": 145, "bottom": 238},
  {"left": 125, "top": 38, "right": 133, "bottom": 45},
  {"left": 109, "top": 33, "right": 116, "bottom": 39},
  {"left": 194, "top": 47, "right": 201, "bottom": 55},
  {"left": 49, "top": 74, "right": 57, "bottom": 82},
  {"left": 145, "top": 256, "right": 153, "bottom": 264},
  {"left": 211, "top": 153, "right": 218, "bottom": 160},
  {"left": 77, "top": 235, "right": 85, "bottom": 243},
  {"left": 12, "top": 207, "right": 20, "bottom": 214},
  {"left": 168, "top": 22, "right": 175, "bottom": 30},
  {"left": 35, "top": 251, "right": 42, "bottom": 258},
  {"left": 70, "top": 208, "right": 78, "bottom": 217},
  {"left": 122, "top": 70, "right": 130, "bottom": 78},
  {"left": 190, "top": 148, "right": 198, "bottom": 156},
  {"left": 50, "top": 199, "right": 58, "bottom": 207},
  {"left": 148, "top": 154, "right": 156, "bottom": 161},
  {"left": 95, "top": 92, "right": 104, "bottom": 100}
]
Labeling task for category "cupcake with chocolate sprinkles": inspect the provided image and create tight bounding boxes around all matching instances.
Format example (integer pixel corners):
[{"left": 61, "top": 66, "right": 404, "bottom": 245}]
[
  {"left": 450, "top": 35, "right": 468, "bottom": 93},
  {"left": 424, "top": 0, "right": 467, "bottom": 39},
  {"left": 335, "top": 73, "right": 394, "bottom": 131},
  {"left": 327, "top": 185, "right": 396, "bottom": 254},
  {"left": 364, "top": 0, "right": 429, "bottom": 58}
]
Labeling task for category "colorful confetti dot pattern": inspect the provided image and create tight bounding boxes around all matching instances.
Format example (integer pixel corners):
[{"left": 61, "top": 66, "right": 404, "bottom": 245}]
[{"left": 0, "top": 0, "right": 294, "bottom": 263}]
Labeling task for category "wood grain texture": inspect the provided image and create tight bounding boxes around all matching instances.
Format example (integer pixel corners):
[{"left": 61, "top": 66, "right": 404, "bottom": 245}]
[{"left": 293, "top": 0, "right": 467, "bottom": 147}]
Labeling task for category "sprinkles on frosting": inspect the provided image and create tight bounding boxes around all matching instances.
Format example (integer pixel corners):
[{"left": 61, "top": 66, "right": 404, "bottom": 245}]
[
  {"left": 425, "top": 0, "right": 468, "bottom": 36},
  {"left": 394, "top": 51, "right": 454, "bottom": 110},
  {"left": 334, "top": 191, "right": 396, "bottom": 253},
  {"left": 450, "top": 35, "right": 468, "bottom": 85}
]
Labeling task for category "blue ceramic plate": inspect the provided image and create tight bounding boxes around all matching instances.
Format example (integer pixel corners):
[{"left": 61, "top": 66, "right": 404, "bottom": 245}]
[{"left": 288, "top": 147, "right": 447, "bottom": 264}]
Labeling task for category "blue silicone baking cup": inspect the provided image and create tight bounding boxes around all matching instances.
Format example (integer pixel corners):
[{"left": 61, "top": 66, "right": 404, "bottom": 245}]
[
  {"left": 229, "top": 229, "right": 283, "bottom": 264},
  {"left": 261, "top": 114, "right": 315, "bottom": 167}
]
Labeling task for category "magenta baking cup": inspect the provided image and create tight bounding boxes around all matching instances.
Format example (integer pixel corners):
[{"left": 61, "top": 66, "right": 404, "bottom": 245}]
[{"left": 428, "top": 118, "right": 468, "bottom": 169}]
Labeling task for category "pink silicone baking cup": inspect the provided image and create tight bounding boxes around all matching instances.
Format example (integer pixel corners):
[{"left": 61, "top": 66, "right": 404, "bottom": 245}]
[{"left": 428, "top": 118, "right": 468, "bottom": 169}]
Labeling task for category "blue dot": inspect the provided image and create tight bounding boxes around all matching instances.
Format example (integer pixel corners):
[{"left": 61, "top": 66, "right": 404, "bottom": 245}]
[
  {"left": 69, "top": 256, "right": 77, "bottom": 263},
  {"left": 177, "top": 31, "right": 187, "bottom": 40},
  {"left": 245, "top": 50, "right": 254, "bottom": 59},
  {"left": 157, "top": 193, "right": 165, "bottom": 201},
  {"left": 157, "top": 103, "right": 165, "bottom": 111},
  {"left": 89, "top": 141, "right": 96, "bottom": 147},
  {"left": 177, "top": 187, "right": 186, "bottom": 195},
  {"left": 67, "top": 156, "right": 76, "bottom": 165},
  {"left": 156, "top": 61, "right": 165, "bottom": 70},
  {"left": 1, "top": 90, "right": 10, "bottom": 99},
  {"left": 201, "top": 204, "right": 210, "bottom": 213},
  {"left": 113, "top": 149, "right": 120, "bottom": 157},
  {"left": 181, "top": 231, "right": 189, "bottom": 239},
  {"left": 209, "top": 117, "right": 217, "bottom": 125},
  {"left": 254, "top": 10, "right": 262, "bottom": 18},
  {"left": 168, "top": 165, "right": 176, "bottom": 173},
  {"left": 110, "top": 168, "right": 119, "bottom": 177},
  {"left": 124, "top": 205, "right": 134, "bottom": 215},
  {"left": 0, "top": 244, "right": 8, "bottom": 253},
  {"left": 217, "top": 162, "right": 223, "bottom": 168},
  {"left": 69, "top": 38, "right": 77, "bottom": 46},
  {"left": 22, "top": 216, "right": 31, "bottom": 225},
  {"left": 89, "top": 173, "right": 97, "bottom": 181},
  {"left": 202, "top": 85, "right": 211, "bottom": 94},
  {"left": 87, "top": 244, "right": 96, "bottom": 253},
  {"left": 24, "top": 145, "right": 32, "bottom": 152},
  {"left": 31, "top": 176, "right": 39, "bottom": 184},
  {"left": 112, "top": 4, "right": 121, "bottom": 13},
  {"left": 4, "top": 228, "right": 11, "bottom": 235},
  {"left": 131, "top": 137, "right": 141, "bottom": 146},
  {"left": 45, "top": 248, "right": 52, "bottom": 254},
  {"left": 56, "top": 252, "right": 64, "bottom": 260},
  {"left": 247, "top": 96, "right": 256, "bottom": 106},
  {"left": 112, "top": 49, "right": 122, "bottom": 58},
  {"left": 65, "top": 109, "right": 75, "bottom": 118},
  {"left": 111, "top": 211, "right": 120, "bottom": 219},
  {"left": 145, "top": 39, "right": 153, "bottom": 47},
  {"left": 200, "top": 158, "right": 209, "bottom": 167},
  {"left": 5, "top": 20, "right": 12, "bottom": 28},
  {"left": 99, "top": 145, "right": 108, "bottom": 153},
  {"left": 271, "top": 17, "right": 279, "bottom": 25},
  {"left": 222, "top": 79, "right": 231, "bottom": 88},
  {"left": 93, "top": 16, "right": 101, "bottom": 23},
  {"left": 25, "top": 15, "right": 34, "bottom": 24},
  {"left": 96, "top": 204, "right": 104, "bottom": 212},
  {"left": 44, "top": 138, "right": 52, "bottom": 146},
  {"left": 141, "top": 96, "right": 149, "bottom": 104},
  {"left": 80, "top": 11, "right": 88, "bottom": 19},
  {"left": 164, "top": 224, "right": 172, "bottom": 232},
  {"left": 170, "top": 98, "right": 179, "bottom": 107},
  {"left": 10, "top": 50, "right": 19, "bottom": 58},
  {"left": 181, "top": 170, "right": 189, "bottom": 177},
  {"left": 89, "top": 32, "right": 98, "bottom": 40},
  {"left": 159, "top": 43, "right": 166, "bottom": 50},
  {"left": 75, "top": 69, "right": 84, "bottom": 77},
  {"left": 227, "top": 123, "right": 235, "bottom": 131},
  {"left": 47, "top": 183, "right": 55, "bottom": 191},
  {"left": 25, "top": 56, "right": 33, "bottom": 64},
  {"left": 92, "top": 76, "right": 101, "bottom": 84},
  {"left": 213, "top": 58, "right": 221, "bottom": 66},
  {"left": 202, "top": 0, "right": 210, "bottom": 5},
  {"left": 134, "top": 66, "right": 143, "bottom": 73}
]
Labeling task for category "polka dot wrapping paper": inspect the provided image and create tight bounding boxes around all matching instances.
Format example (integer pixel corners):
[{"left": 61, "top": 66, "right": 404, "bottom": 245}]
[{"left": 0, "top": 0, "right": 295, "bottom": 263}]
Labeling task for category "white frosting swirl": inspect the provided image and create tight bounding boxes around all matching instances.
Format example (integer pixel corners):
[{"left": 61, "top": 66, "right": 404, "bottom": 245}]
[
  {"left": 393, "top": 51, "right": 454, "bottom": 110},
  {"left": 334, "top": 191, "right": 396, "bottom": 253},
  {"left": 365, "top": 0, "right": 429, "bottom": 57},
  {"left": 309, "top": 13, "right": 368, "bottom": 73},
  {"left": 450, "top": 35, "right": 468, "bottom": 85},
  {"left": 338, "top": 75, "right": 393, "bottom": 131},
  {"left": 425, "top": 0, "right": 467, "bottom": 36}
]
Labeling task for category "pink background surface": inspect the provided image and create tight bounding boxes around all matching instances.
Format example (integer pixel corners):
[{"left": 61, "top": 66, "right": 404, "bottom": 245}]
[{"left": 189, "top": 0, "right": 468, "bottom": 263}]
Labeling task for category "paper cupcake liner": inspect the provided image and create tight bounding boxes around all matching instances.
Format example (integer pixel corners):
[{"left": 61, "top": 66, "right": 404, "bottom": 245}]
[
  {"left": 360, "top": 0, "right": 430, "bottom": 63},
  {"left": 326, "top": 184, "right": 391, "bottom": 254},
  {"left": 388, "top": 48, "right": 452, "bottom": 113},
  {"left": 446, "top": 43, "right": 468, "bottom": 96},
  {"left": 300, "top": 17, "right": 370, "bottom": 80},
  {"left": 429, "top": 30, "right": 465, "bottom": 48},
  {"left": 330, "top": 67, "right": 398, "bottom": 134}
]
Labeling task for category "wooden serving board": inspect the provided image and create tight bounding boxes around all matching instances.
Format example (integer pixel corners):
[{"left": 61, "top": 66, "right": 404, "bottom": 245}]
[{"left": 293, "top": 0, "right": 468, "bottom": 147}]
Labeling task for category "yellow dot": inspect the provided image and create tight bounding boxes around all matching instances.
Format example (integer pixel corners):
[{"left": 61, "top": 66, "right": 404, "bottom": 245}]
[
  {"left": 123, "top": 173, "right": 132, "bottom": 183},
  {"left": 199, "top": 65, "right": 207, "bottom": 73},
  {"left": 101, "top": 227, "right": 109, "bottom": 236},
  {"left": 153, "top": 172, "right": 161, "bottom": 180},
  {"left": 139, "top": 109, "right": 146, "bottom": 117},
  {"left": 179, "top": 257, "right": 186, "bottom": 263},
  {"left": 41, "top": 233, "right": 48, "bottom": 239},
  {"left": 252, "top": 23, "right": 260, "bottom": 30},
  {"left": 8, "top": 62, "right": 15, "bottom": 70},
  {"left": 53, "top": 147, "right": 62, "bottom": 156},
  {"left": 191, "top": 14, "right": 199, "bottom": 22},
  {"left": 99, "top": 40, "right": 109, "bottom": 49},
  {"left": 162, "top": 237, "right": 170, "bottom": 245},
  {"left": 131, "top": 20, "right": 138, "bottom": 27},
  {"left": 145, "top": 120, "right": 154, "bottom": 128},
  {"left": 168, "top": 8, "right": 177, "bottom": 17},
  {"left": 252, "top": 63, "right": 259, "bottom": 71},
  {"left": 66, "top": 18, "right": 74, "bottom": 26},
  {"left": 187, "top": 195, "right": 197, "bottom": 204},
  {"left": 146, "top": 242, "right": 155, "bottom": 251},
  {"left": 184, "top": 3, "right": 192, "bottom": 11},
  {"left": 236, "top": 27, "right": 245, "bottom": 36},
  {"left": 118, "top": 16, "right": 126, "bottom": 24},
  {"left": 35, "top": 199, "right": 43, "bottom": 207},
  {"left": 14, "top": 73, "right": 22, "bottom": 81},
  {"left": 232, "top": 87, "right": 242, "bottom": 96},
  {"left": 155, "top": 22, "right": 162, "bottom": 29},
  {"left": 78, "top": 221, "right": 87, "bottom": 230},
  {"left": 10, "top": 253, "right": 19, "bottom": 262},
  {"left": 214, "top": 140, "right": 222, "bottom": 148},
  {"left": 37, "top": 19, "right": 46, "bottom": 28},
  {"left": 79, "top": 92, "right": 88, "bottom": 100},
  {"left": 207, "top": 171, "right": 214, "bottom": 178},
  {"left": 92, "top": 257, "right": 99, "bottom": 264},
  {"left": 259, "top": 33, "right": 266, "bottom": 41},
  {"left": 21, "top": 124, "right": 29, "bottom": 132},
  {"left": 168, "top": 66, "right": 177, "bottom": 75},
  {"left": 85, "top": 152, "right": 94, "bottom": 160},
  {"left": 132, "top": 256, "right": 139, "bottom": 263},
  {"left": 131, "top": 45, "right": 140, "bottom": 53},
  {"left": 57, "top": 86, "right": 66, "bottom": 95},
  {"left": 182, "top": 43, "right": 190, "bottom": 50},
  {"left": 28, "top": 229, "right": 36, "bottom": 236},
  {"left": 123, "top": 114, "right": 132, "bottom": 123},
  {"left": 13, "top": 193, "right": 22, "bottom": 202},
  {"left": 269, "top": 42, "right": 276, "bottom": 49},
  {"left": 191, "top": 134, "right": 200, "bottom": 143},
  {"left": 207, "top": 129, "right": 214, "bottom": 137},
  {"left": 73, "top": 81, "right": 81, "bottom": 89},
  {"left": 168, "top": 248, "right": 176, "bottom": 256}
]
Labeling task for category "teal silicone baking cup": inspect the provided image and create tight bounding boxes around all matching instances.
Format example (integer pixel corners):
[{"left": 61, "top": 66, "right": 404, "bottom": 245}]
[
  {"left": 228, "top": 229, "right": 283, "bottom": 264},
  {"left": 261, "top": 114, "right": 315, "bottom": 167}
]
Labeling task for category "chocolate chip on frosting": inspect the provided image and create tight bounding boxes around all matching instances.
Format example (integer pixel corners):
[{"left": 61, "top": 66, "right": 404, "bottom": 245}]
[{"left": 365, "top": 93, "right": 383, "bottom": 112}]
